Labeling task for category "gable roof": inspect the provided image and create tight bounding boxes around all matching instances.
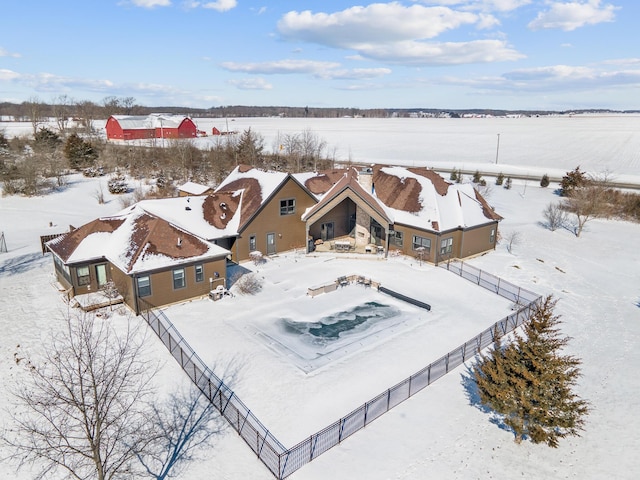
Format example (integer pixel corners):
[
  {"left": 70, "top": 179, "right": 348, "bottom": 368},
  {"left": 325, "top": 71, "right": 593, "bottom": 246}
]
[
  {"left": 301, "top": 168, "right": 392, "bottom": 225},
  {"left": 47, "top": 205, "right": 229, "bottom": 275},
  {"left": 301, "top": 165, "right": 501, "bottom": 233},
  {"left": 214, "top": 165, "right": 316, "bottom": 231}
]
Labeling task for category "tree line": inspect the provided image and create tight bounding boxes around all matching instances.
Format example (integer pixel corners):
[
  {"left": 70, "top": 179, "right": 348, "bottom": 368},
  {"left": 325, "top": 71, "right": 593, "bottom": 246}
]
[{"left": 0, "top": 120, "right": 337, "bottom": 198}]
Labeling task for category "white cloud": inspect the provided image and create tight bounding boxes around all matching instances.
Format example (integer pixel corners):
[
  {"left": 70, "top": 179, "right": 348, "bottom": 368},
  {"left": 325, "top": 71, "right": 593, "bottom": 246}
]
[
  {"left": 0, "top": 69, "right": 22, "bottom": 81},
  {"left": 0, "top": 47, "right": 21, "bottom": 58},
  {"left": 277, "top": 4, "right": 522, "bottom": 66},
  {"left": 359, "top": 39, "right": 525, "bottom": 65},
  {"left": 130, "top": 0, "right": 171, "bottom": 8},
  {"left": 316, "top": 68, "right": 393, "bottom": 81},
  {"left": 414, "top": 0, "right": 532, "bottom": 13},
  {"left": 278, "top": 4, "right": 481, "bottom": 46},
  {"left": 201, "top": 0, "right": 237, "bottom": 12},
  {"left": 220, "top": 59, "right": 342, "bottom": 75},
  {"left": 442, "top": 61, "right": 640, "bottom": 93},
  {"left": 228, "top": 78, "right": 273, "bottom": 90},
  {"left": 528, "top": 0, "right": 618, "bottom": 31}
]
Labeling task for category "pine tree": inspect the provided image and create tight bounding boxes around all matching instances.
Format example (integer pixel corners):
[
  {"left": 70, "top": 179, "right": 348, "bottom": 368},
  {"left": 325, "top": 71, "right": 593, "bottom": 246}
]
[
  {"left": 473, "top": 296, "right": 589, "bottom": 447},
  {"left": 496, "top": 172, "right": 504, "bottom": 186}
]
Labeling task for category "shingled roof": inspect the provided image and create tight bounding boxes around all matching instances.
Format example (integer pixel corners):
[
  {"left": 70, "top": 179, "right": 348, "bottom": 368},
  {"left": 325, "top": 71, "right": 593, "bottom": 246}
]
[
  {"left": 47, "top": 206, "right": 229, "bottom": 275},
  {"left": 301, "top": 164, "right": 501, "bottom": 233}
]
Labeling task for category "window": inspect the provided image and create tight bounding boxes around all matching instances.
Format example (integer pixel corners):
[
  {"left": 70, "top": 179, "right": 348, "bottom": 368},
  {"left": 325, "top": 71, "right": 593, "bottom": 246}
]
[
  {"left": 173, "top": 268, "right": 185, "bottom": 289},
  {"left": 392, "top": 230, "right": 404, "bottom": 247},
  {"left": 412, "top": 235, "right": 431, "bottom": 253},
  {"left": 279, "top": 198, "right": 295, "bottom": 216},
  {"left": 440, "top": 237, "right": 453, "bottom": 255},
  {"left": 77, "top": 266, "right": 90, "bottom": 286},
  {"left": 195, "top": 264, "right": 204, "bottom": 283},
  {"left": 137, "top": 275, "right": 151, "bottom": 297},
  {"left": 54, "top": 255, "right": 71, "bottom": 282},
  {"left": 490, "top": 228, "right": 496, "bottom": 244},
  {"left": 249, "top": 234, "right": 257, "bottom": 252}
]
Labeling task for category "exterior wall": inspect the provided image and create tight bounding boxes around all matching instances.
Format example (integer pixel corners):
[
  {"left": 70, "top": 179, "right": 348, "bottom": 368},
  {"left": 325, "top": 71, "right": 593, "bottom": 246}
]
[
  {"left": 105, "top": 117, "right": 124, "bottom": 140},
  {"left": 67, "top": 260, "right": 113, "bottom": 296},
  {"left": 234, "top": 178, "right": 317, "bottom": 262},
  {"left": 458, "top": 222, "right": 498, "bottom": 258},
  {"left": 391, "top": 222, "right": 499, "bottom": 264},
  {"left": 355, "top": 204, "right": 371, "bottom": 246},
  {"left": 391, "top": 225, "right": 439, "bottom": 263},
  {"left": 133, "top": 257, "right": 227, "bottom": 312},
  {"left": 307, "top": 199, "right": 354, "bottom": 240}
]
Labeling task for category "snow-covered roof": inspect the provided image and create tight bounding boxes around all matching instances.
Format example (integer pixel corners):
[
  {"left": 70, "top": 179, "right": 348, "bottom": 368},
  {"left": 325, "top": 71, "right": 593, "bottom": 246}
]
[
  {"left": 110, "top": 114, "right": 189, "bottom": 130},
  {"left": 47, "top": 205, "right": 230, "bottom": 275},
  {"left": 301, "top": 165, "right": 500, "bottom": 233},
  {"left": 214, "top": 165, "right": 290, "bottom": 227},
  {"left": 178, "top": 181, "right": 212, "bottom": 196}
]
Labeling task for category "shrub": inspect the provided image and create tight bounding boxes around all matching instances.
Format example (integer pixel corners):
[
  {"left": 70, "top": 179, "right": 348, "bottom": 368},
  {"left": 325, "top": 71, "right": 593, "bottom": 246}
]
[
  {"left": 504, "top": 177, "right": 512, "bottom": 189},
  {"left": 233, "top": 273, "right": 263, "bottom": 295},
  {"left": 496, "top": 172, "right": 504, "bottom": 185},
  {"left": 540, "top": 174, "right": 550, "bottom": 188}
]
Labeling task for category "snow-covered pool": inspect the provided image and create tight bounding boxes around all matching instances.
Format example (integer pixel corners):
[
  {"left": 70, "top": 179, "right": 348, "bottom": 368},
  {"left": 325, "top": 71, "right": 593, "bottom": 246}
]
[{"left": 248, "top": 288, "right": 431, "bottom": 373}]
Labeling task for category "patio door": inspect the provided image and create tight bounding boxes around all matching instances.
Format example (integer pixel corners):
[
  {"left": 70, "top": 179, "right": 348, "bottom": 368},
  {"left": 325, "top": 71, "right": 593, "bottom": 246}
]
[
  {"left": 320, "top": 222, "right": 334, "bottom": 241},
  {"left": 95, "top": 264, "right": 108, "bottom": 288},
  {"left": 266, "top": 232, "right": 276, "bottom": 255}
]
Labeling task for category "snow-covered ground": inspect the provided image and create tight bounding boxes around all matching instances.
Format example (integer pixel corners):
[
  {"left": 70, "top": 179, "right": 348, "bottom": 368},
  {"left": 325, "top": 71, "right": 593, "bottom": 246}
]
[{"left": 1, "top": 118, "right": 640, "bottom": 479}]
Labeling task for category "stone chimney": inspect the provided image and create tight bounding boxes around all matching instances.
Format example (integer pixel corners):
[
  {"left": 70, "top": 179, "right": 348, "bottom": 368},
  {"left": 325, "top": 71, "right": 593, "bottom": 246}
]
[{"left": 358, "top": 166, "right": 374, "bottom": 193}]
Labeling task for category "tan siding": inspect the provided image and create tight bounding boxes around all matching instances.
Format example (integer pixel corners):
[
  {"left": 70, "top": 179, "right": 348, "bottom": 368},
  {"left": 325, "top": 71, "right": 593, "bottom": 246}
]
[
  {"left": 459, "top": 223, "right": 498, "bottom": 258},
  {"left": 136, "top": 257, "right": 227, "bottom": 310},
  {"left": 235, "top": 178, "right": 316, "bottom": 261}
]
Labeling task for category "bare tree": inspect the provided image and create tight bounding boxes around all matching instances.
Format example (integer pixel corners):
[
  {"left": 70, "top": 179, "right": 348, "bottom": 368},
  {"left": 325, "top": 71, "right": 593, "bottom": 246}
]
[
  {"left": 542, "top": 201, "right": 567, "bottom": 231},
  {"left": 565, "top": 187, "right": 599, "bottom": 237},
  {"left": 52, "top": 94, "right": 73, "bottom": 135},
  {"left": 505, "top": 231, "right": 521, "bottom": 254},
  {"left": 2, "top": 312, "right": 158, "bottom": 480},
  {"left": 24, "top": 96, "right": 43, "bottom": 137},
  {"left": 76, "top": 99, "right": 99, "bottom": 134}
]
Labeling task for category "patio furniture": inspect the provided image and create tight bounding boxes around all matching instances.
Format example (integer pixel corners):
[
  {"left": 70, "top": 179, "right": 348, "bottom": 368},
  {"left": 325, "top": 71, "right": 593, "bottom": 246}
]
[{"left": 335, "top": 240, "right": 351, "bottom": 252}]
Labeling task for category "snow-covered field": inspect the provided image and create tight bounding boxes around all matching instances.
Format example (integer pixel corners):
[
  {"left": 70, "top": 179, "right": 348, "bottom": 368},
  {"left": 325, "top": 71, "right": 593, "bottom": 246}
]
[{"left": 1, "top": 117, "right": 639, "bottom": 479}]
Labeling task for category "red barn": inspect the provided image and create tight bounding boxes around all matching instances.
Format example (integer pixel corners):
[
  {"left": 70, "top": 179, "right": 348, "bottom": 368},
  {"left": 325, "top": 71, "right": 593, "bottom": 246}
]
[{"left": 105, "top": 114, "right": 198, "bottom": 141}]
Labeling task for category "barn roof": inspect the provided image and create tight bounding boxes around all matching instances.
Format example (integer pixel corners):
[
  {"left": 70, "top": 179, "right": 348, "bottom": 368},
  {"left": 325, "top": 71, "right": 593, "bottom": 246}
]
[{"left": 110, "top": 114, "right": 191, "bottom": 130}]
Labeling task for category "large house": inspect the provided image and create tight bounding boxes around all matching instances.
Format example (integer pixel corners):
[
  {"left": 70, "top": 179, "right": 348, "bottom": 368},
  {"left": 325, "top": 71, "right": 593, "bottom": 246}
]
[
  {"left": 105, "top": 114, "right": 198, "bottom": 141},
  {"left": 46, "top": 164, "right": 501, "bottom": 313}
]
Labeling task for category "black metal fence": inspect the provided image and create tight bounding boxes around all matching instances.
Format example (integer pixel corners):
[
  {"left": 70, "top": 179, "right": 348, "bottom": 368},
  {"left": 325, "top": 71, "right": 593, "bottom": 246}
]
[
  {"left": 140, "top": 300, "right": 287, "bottom": 477},
  {"left": 140, "top": 261, "right": 541, "bottom": 479}
]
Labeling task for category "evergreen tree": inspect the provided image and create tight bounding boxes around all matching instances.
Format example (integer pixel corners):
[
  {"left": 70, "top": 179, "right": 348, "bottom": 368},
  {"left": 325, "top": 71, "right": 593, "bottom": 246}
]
[
  {"left": 560, "top": 166, "right": 588, "bottom": 197},
  {"left": 473, "top": 296, "right": 589, "bottom": 447},
  {"left": 504, "top": 177, "right": 512, "bottom": 189},
  {"left": 540, "top": 173, "right": 550, "bottom": 188},
  {"left": 235, "top": 127, "right": 264, "bottom": 166},
  {"left": 496, "top": 172, "right": 504, "bottom": 185},
  {"left": 64, "top": 133, "right": 98, "bottom": 170},
  {"left": 473, "top": 170, "right": 482, "bottom": 183},
  {"left": 449, "top": 168, "right": 458, "bottom": 182},
  {"left": 33, "top": 127, "right": 61, "bottom": 153}
]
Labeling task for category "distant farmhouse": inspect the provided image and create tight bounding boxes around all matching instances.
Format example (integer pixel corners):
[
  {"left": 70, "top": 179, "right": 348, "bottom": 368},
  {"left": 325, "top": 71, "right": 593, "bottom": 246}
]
[
  {"left": 46, "top": 165, "right": 501, "bottom": 313},
  {"left": 105, "top": 113, "right": 198, "bottom": 141}
]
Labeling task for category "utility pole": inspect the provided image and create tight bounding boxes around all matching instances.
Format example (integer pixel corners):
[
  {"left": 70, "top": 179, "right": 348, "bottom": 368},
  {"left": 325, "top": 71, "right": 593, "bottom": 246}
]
[{"left": 495, "top": 133, "right": 500, "bottom": 164}]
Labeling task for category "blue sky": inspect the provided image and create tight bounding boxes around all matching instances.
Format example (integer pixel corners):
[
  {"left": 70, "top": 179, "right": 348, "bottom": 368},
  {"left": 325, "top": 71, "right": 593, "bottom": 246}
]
[{"left": 1, "top": 0, "right": 638, "bottom": 110}]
